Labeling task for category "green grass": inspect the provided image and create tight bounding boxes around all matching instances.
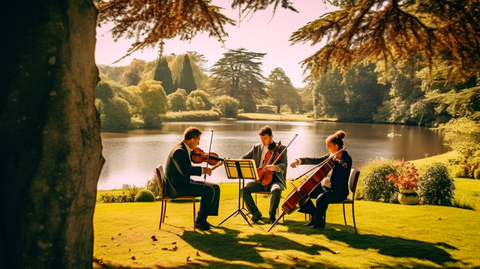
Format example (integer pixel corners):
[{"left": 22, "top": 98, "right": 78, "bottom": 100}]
[{"left": 94, "top": 177, "right": 480, "bottom": 268}]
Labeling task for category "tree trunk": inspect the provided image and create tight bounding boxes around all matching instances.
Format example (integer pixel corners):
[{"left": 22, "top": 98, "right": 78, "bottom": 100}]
[{"left": 1, "top": 0, "right": 103, "bottom": 268}]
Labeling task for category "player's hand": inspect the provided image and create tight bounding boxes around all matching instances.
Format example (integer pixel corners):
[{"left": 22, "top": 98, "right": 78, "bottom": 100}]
[
  {"left": 290, "top": 159, "right": 300, "bottom": 168},
  {"left": 204, "top": 167, "right": 213, "bottom": 176}
]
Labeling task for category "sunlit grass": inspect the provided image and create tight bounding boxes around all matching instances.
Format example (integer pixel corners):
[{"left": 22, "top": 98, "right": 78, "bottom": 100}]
[{"left": 94, "top": 179, "right": 480, "bottom": 268}]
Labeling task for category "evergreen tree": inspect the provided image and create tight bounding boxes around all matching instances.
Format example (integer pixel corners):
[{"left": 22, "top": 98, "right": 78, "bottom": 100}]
[
  {"left": 178, "top": 54, "right": 197, "bottom": 94},
  {"left": 210, "top": 48, "right": 268, "bottom": 112},
  {"left": 153, "top": 57, "right": 174, "bottom": 95},
  {"left": 267, "top": 68, "right": 301, "bottom": 113}
]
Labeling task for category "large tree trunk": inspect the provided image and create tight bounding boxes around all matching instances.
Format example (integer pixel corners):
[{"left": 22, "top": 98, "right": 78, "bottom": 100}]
[{"left": 1, "top": 0, "right": 103, "bottom": 268}]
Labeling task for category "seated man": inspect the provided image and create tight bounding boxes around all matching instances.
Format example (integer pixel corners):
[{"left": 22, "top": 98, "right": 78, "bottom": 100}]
[
  {"left": 241, "top": 125, "right": 287, "bottom": 224},
  {"left": 164, "top": 127, "right": 222, "bottom": 230}
]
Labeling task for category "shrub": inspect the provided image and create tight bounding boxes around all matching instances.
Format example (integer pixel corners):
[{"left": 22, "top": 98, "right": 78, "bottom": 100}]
[
  {"left": 145, "top": 174, "right": 160, "bottom": 198},
  {"left": 162, "top": 111, "right": 220, "bottom": 122},
  {"left": 214, "top": 95, "right": 240, "bottom": 117},
  {"left": 418, "top": 162, "right": 455, "bottom": 206},
  {"left": 134, "top": 189, "right": 155, "bottom": 202},
  {"left": 474, "top": 168, "right": 480, "bottom": 179},
  {"left": 361, "top": 160, "right": 397, "bottom": 202}
]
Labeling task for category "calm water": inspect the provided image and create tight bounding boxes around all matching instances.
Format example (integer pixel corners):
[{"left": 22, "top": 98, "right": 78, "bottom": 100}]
[{"left": 98, "top": 120, "right": 446, "bottom": 190}]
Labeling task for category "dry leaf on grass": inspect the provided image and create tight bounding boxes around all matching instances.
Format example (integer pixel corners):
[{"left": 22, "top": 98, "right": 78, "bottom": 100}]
[
  {"left": 196, "top": 252, "right": 200, "bottom": 257},
  {"left": 151, "top": 236, "right": 157, "bottom": 241}
]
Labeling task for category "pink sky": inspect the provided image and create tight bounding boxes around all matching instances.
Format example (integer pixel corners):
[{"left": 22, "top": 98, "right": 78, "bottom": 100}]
[{"left": 95, "top": 1, "right": 336, "bottom": 87}]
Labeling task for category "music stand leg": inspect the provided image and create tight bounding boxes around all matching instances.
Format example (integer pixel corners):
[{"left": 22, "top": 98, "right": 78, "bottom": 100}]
[{"left": 216, "top": 177, "right": 252, "bottom": 227}]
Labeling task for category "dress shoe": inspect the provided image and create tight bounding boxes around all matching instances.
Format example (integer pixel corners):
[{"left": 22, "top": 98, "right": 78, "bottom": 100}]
[
  {"left": 270, "top": 215, "right": 276, "bottom": 224},
  {"left": 195, "top": 219, "right": 210, "bottom": 230},
  {"left": 303, "top": 216, "right": 315, "bottom": 227},
  {"left": 251, "top": 211, "right": 262, "bottom": 223}
]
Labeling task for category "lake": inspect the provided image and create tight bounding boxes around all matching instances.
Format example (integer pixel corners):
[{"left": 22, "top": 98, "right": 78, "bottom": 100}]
[{"left": 98, "top": 120, "right": 446, "bottom": 190}]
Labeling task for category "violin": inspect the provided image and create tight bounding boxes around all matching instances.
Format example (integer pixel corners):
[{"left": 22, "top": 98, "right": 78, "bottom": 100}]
[
  {"left": 256, "top": 141, "right": 282, "bottom": 186},
  {"left": 191, "top": 147, "right": 224, "bottom": 166},
  {"left": 256, "top": 134, "right": 298, "bottom": 186}
]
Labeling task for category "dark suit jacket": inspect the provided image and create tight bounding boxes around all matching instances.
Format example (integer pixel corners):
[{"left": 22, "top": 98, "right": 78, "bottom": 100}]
[
  {"left": 165, "top": 141, "right": 202, "bottom": 197},
  {"left": 241, "top": 143, "right": 288, "bottom": 190}
]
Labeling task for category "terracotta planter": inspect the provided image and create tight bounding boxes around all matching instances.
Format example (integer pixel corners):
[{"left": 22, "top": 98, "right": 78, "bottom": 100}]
[{"left": 398, "top": 189, "right": 419, "bottom": 205}]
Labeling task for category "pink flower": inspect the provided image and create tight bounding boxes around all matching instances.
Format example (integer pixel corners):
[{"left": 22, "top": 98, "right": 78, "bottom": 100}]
[{"left": 386, "top": 161, "right": 421, "bottom": 190}]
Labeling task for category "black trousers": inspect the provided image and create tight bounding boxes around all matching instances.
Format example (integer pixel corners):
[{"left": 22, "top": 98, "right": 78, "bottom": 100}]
[
  {"left": 172, "top": 180, "right": 220, "bottom": 220},
  {"left": 298, "top": 184, "right": 346, "bottom": 226}
]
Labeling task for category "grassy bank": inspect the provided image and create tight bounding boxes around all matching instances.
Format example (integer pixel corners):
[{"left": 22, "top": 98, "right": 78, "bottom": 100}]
[
  {"left": 237, "top": 113, "right": 336, "bottom": 121},
  {"left": 94, "top": 151, "right": 480, "bottom": 268}
]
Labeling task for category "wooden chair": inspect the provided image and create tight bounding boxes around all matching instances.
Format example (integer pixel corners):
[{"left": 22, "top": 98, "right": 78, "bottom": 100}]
[
  {"left": 327, "top": 168, "right": 361, "bottom": 233},
  {"left": 156, "top": 164, "right": 197, "bottom": 230}
]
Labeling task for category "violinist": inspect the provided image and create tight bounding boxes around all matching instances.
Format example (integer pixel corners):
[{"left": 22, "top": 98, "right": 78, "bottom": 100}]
[
  {"left": 165, "top": 127, "right": 222, "bottom": 231},
  {"left": 241, "top": 125, "right": 287, "bottom": 224},
  {"left": 290, "top": 130, "right": 352, "bottom": 229}
]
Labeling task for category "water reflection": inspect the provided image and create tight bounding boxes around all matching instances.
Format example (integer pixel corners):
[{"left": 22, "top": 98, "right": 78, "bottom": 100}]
[{"left": 98, "top": 121, "right": 446, "bottom": 190}]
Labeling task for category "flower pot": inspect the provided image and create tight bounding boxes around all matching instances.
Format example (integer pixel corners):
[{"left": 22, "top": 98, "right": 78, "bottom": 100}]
[{"left": 398, "top": 189, "right": 419, "bottom": 205}]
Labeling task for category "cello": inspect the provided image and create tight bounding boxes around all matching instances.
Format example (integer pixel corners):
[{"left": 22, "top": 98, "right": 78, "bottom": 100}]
[
  {"left": 256, "top": 134, "right": 298, "bottom": 186},
  {"left": 268, "top": 147, "right": 346, "bottom": 232}
]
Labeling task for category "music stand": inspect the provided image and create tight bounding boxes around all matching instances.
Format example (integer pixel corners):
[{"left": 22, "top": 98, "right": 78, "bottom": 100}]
[{"left": 216, "top": 159, "right": 258, "bottom": 226}]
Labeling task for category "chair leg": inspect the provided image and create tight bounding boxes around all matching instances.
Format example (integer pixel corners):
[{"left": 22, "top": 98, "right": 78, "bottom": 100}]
[
  {"left": 193, "top": 198, "right": 196, "bottom": 231},
  {"left": 163, "top": 201, "right": 168, "bottom": 224},
  {"left": 352, "top": 203, "right": 357, "bottom": 233},
  {"left": 159, "top": 200, "right": 165, "bottom": 229},
  {"left": 342, "top": 204, "right": 347, "bottom": 225}
]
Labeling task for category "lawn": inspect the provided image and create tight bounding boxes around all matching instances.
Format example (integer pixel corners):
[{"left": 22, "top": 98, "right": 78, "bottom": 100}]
[{"left": 93, "top": 157, "right": 480, "bottom": 268}]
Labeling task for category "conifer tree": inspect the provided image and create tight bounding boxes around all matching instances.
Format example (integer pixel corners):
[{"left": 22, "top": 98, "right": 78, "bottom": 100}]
[
  {"left": 153, "top": 57, "right": 174, "bottom": 95},
  {"left": 178, "top": 54, "right": 197, "bottom": 94}
]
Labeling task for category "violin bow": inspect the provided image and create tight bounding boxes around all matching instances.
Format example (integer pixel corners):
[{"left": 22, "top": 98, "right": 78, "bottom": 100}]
[
  {"left": 270, "top": 134, "right": 298, "bottom": 165},
  {"left": 203, "top": 130, "right": 214, "bottom": 186}
]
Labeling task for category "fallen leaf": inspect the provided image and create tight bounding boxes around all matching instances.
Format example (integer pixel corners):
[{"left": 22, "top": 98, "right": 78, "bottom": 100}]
[
  {"left": 100, "top": 245, "right": 107, "bottom": 247},
  {"left": 131, "top": 256, "right": 135, "bottom": 260},
  {"left": 116, "top": 244, "right": 120, "bottom": 247},
  {"left": 438, "top": 218, "right": 442, "bottom": 220},
  {"left": 172, "top": 242, "right": 177, "bottom": 244},
  {"left": 118, "top": 233, "right": 121, "bottom": 236},
  {"left": 151, "top": 236, "right": 157, "bottom": 241},
  {"left": 98, "top": 259, "right": 104, "bottom": 265},
  {"left": 186, "top": 256, "right": 192, "bottom": 262},
  {"left": 111, "top": 237, "right": 114, "bottom": 240},
  {"left": 274, "top": 255, "right": 279, "bottom": 259},
  {"left": 270, "top": 233, "right": 276, "bottom": 236},
  {"left": 196, "top": 251, "right": 200, "bottom": 257},
  {"left": 129, "top": 249, "right": 131, "bottom": 252},
  {"left": 162, "top": 247, "right": 168, "bottom": 250},
  {"left": 172, "top": 246, "right": 178, "bottom": 251},
  {"left": 292, "top": 256, "right": 298, "bottom": 260}
]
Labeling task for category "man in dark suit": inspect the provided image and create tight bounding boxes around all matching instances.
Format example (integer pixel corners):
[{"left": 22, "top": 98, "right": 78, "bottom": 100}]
[
  {"left": 165, "top": 127, "right": 222, "bottom": 230},
  {"left": 241, "top": 125, "right": 287, "bottom": 224}
]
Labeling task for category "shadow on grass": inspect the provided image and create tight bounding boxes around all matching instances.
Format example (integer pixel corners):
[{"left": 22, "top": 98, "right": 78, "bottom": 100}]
[
  {"left": 182, "top": 226, "right": 335, "bottom": 262},
  {"left": 283, "top": 219, "right": 461, "bottom": 266}
]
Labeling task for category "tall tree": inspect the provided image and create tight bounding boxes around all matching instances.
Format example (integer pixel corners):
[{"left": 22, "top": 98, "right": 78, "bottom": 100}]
[
  {"left": 267, "top": 68, "right": 301, "bottom": 113},
  {"left": 122, "top": 59, "right": 145, "bottom": 86},
  {"left": 4, "top": 1, "right": 295, "bottom": 268},
  {"left": 153, "top": 57, "right": 175, "bottom": 95},
  {"left": 178, "top": 54, "right": 197, "bottom": 94},
  {"left": 210, "top": 48, "right": 268, "bottom": 112}
]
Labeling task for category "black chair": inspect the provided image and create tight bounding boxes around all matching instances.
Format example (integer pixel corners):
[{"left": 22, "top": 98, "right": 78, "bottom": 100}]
[{"left": 328, "top": 168, "right": 360, "bottom": 233}]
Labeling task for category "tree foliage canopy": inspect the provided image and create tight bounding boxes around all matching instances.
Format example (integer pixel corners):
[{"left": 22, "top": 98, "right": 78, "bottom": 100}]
[{"left": 290, "top": 0, "right": 480, "bottom": 82}]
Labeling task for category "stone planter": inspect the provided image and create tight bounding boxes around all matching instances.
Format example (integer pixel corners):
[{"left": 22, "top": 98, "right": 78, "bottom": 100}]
[{"left": 398, "top": 189, "right": 419, "bottom": 205}]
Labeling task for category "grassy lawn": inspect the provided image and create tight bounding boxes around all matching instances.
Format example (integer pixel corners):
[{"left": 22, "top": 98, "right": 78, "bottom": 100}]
[{"left": 94, "top": 152, "right": 480, "bottom": 268}]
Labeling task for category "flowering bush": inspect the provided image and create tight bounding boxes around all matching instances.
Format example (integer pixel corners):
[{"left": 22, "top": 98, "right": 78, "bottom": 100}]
[{"left": 386, "top": 161, "right": 421, "bottom": 190}]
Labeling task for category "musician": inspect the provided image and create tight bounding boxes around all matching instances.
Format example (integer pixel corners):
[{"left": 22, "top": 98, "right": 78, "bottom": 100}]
[
  {"left": 241, "top": 125, "right": 288, "bottom": 224},
  {"left": 290, "top": 130, "right": 352, "bottom": 228},
  {"left": 165, "top": 127, "right": 222, "bottom": 231}
]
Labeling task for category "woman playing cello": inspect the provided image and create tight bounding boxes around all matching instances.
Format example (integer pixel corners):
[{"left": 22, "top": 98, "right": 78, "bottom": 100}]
[{"left": 290, "top": 130, "right": 352, "bottom": 229}]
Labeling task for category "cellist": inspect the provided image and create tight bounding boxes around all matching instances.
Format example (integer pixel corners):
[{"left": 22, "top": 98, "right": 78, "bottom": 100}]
[
  {"left": 241, "top": 125, "right": 288, "bottom": 224},
  {"left": 290, "top": 130, "right": 352, "bottom": 229}
]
